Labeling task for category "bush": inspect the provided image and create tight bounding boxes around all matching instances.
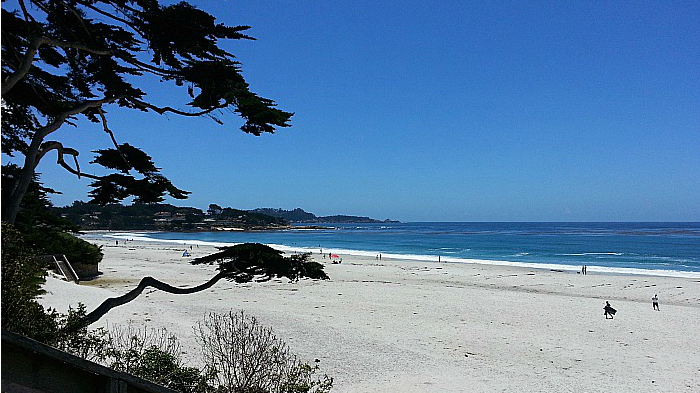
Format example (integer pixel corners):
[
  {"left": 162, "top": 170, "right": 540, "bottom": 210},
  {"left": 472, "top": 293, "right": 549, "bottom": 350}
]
[
  {"left": 105, "top": 324, "right": 213, "bottom": 393},
  {"left": 196, "top": 311, "right": 333, "bottom": 393},
  {"left": 24, "top": 227, "right": 103, "bottom": 265},
  {"left": 1, "top": 224, "right": 105, "bottom": 349},
  {"left": 1, "top": 223, "right": 59, "bottom": 342},
  {"left": 54, "top": 304, "right": 109, "bottom": 362}
]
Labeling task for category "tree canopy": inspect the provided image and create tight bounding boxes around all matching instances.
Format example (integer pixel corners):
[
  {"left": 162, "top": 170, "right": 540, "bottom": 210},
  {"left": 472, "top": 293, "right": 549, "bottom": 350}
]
[
  {"left": 85, "top": 243, "right": 329, "bottom": 324},
  {"left": 1, "top": 0, "right": 292, "bottom": 223}
]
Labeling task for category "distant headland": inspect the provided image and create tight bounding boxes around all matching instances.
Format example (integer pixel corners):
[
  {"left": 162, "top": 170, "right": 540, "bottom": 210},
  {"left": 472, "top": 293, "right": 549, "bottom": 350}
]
[
  {"left": 249, "top": 208, "right": 398, "bottom": 224},
  {"left": 54, "top": 202, "right": 399, "bottom": 231}
]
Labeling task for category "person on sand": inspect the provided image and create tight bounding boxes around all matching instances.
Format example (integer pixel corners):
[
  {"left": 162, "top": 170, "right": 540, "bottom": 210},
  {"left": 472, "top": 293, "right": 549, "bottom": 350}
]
[
  {"left": 604, "top": 301, "right": 616, "bottom": 319},
  {"left": 652, "top": 294, "right": 660, "bottom": 311}
]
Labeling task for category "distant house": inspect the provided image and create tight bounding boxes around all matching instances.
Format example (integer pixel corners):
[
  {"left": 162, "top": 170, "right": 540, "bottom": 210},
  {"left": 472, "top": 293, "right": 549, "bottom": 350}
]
[
  {"left": 207, "top": 205, "right": 223, "bottom": 216},
  {"left": 79, "top": 211, "right": 102, "bottom": 227}
]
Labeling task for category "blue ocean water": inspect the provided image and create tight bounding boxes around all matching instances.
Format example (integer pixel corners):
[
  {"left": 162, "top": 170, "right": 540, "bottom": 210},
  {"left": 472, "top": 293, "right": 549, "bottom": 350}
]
[{"left": 115, "top": 222, "right": 700, "bottom": 276}]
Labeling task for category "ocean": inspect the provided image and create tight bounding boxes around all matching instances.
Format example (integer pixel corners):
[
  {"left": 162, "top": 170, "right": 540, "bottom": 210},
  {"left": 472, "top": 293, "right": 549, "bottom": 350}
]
[{"left": 103, "top": 222, "right": 700, "bottom": 278}]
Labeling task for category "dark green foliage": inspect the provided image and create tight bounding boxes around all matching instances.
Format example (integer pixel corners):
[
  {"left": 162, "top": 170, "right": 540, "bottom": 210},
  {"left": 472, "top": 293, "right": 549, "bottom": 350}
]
[
  {"left": 0, "top": 223, "right": 59, "bottom": 342},
  {"left": 54, "top": 202, "right": 287, "bottom": 230},
  {"left": 249, "top": 208, "right": 397, "bottom": 224},
  {"left": 88, "top": 144, "right": 189, "bottom": 204},
  {"left": 55, "top": 201, "right": 205, "bottom": 229},
  {"left": 54, "top": 304, "right": 110, "bottom": 362},
  {"left": 1, "top": 219, "right": 107, "bottom": 356},
  {"left": 191, "top": 243, "right": 329, "bottom": 283},
  {"left": 2, "top": 0, "right": 292, "bottom": 221},
  {"left": 2, "top": 164, "right": 78, "bottom": 232},
  {"left": 1, "top": 167, "right": 103, "bottom": 265},
  {"left": 122, "top": 346, "right": 213, "bottom": 393},
  {"left": 217, "top": 207, "right": 288, "bottom": 227},
  {"left": 0, "top": 223, "right": 104, "bottom": 345},
  {"left": 105, "top": 325, "right": 215, "bottom": 393},
  {"left": 24, "top": 228, "right": 103, "bottom": 265},
  {"left": 88, "top": 172, "right": 190, "bottom": 205},
  {"left": 282, "top": 363, "right": 334, "bottom": 393}
]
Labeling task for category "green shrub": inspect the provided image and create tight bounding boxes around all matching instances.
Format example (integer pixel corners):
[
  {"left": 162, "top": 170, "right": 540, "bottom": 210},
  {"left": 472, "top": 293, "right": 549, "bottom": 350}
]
[
  {"left": 1, "top": 224, "right": 103, "bottom": 349},
  {"left": 282, "top": 363, "right": 334, "bottom": 393},
  {"left": 1, "top": 223, "right": 59, "bottom": 342},
  {"left": 54, "top": 304, "right": 109, "bottom": 362},
  {"left": 105, "top": 325, "right": 214, "bottom": 393},
  {"left": 131, "top": 346, "right": 213, "bottom": 393},
  {"left": 24, "top": 228, "right": 103, "bottom": 265}
]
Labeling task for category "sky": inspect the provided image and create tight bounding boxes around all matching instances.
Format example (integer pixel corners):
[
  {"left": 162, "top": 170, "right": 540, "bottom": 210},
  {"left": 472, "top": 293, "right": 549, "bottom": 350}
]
[{"left": 12, "top": 0, "right": 700, "bottom": 222}]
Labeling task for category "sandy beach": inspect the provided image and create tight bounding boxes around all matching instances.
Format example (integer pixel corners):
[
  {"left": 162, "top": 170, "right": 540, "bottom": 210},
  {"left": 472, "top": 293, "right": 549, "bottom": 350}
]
[{"left": 39, "top": 236, "right": 700, "bottom": 392}]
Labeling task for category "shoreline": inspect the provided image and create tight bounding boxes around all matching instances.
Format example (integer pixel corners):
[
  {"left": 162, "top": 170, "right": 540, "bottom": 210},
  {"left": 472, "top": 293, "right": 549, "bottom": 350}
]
[
  {"left": 41, "top": 236, "right": 700, "bottom": 392},
  {"left": 85, "top": 230, "right": 700, "bottom": 279}
]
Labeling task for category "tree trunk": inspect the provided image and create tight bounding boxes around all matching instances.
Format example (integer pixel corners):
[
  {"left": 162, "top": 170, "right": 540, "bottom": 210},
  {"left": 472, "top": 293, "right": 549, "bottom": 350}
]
[
  {"left": 2, "top": 96, "right": 121, "bottom": 224},
  {"left": 3, "top": 141, "right": 42, "bottom": 224},
  {"left": 85, "top": 272, "right": 229, "bottom": 325}
]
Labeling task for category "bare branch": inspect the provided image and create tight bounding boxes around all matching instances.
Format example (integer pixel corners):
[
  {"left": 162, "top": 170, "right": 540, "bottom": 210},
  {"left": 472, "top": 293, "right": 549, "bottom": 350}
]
[
  {"left": 37, "top": 141, "right": 100, "bottom": 180},
  {"left": 37, "top": 141, "right": 77, "bottom": 162},
  {"left": 97, "top": 107, "right": 130, "bottom": 167},
  {"left": 57, "top": 158, "right": 100, "bottom": 180}
]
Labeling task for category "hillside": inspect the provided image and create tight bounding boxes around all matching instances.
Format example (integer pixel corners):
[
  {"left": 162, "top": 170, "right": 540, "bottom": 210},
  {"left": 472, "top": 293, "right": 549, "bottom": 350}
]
[
  {"left": 250, "top": 208, "right": 399, "bottom": 223},
  {"left": 54, "top": 202, "right": 286, "bottom": 231}
]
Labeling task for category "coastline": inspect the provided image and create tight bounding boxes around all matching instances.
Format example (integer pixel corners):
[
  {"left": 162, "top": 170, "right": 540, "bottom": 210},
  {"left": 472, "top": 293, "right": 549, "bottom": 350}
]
[
  {"left": 87, "top": 230, "right": 700, "bottom": 279},
  {"left": 40, "top": 235, "right": 700, "bottom": 392}
]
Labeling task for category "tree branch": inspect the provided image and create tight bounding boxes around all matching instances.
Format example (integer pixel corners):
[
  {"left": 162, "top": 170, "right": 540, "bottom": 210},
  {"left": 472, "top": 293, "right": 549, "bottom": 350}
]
[
  {"left": 18, "top": 0, "right": 36, "bottom": 24},
  {"left": 77, "top": 1, "right": 149, "bottom": 41},
  {"left": 38, "top": 141, "right": 102, "bottom": 180},
  {"left": 85, "top": 271, "right": 229, "bottom": 324},
  {"left": 33, "top": 96, "right": 124, "bottom": 142},
  {"left": 57, "top": 0, "right": 93, "bottom": 39},
  {"left": 128, "top": 97, "right": 227, "bottom": 118},
  {"left": 2, "top": 36, "right": 113, "bottom": 95},
  {"left": 4, "top": 95, "right": 120, "bottom": 223},
  {"left": 97, "top": 107, "right": 130, "bottom": 167}
]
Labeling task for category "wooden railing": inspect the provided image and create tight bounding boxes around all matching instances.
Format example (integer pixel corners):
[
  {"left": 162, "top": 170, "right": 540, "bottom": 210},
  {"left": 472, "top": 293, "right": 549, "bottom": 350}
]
[{"left": 1, "top": 330, "right": 179, "bottom": 393}]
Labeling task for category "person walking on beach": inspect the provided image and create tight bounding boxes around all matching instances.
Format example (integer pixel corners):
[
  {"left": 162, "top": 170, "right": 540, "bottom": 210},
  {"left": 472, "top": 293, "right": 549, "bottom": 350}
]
[
  {"left": 652, "top": 294, "right": 660, "bottom": 311},
  {"left": 604, "top": 301, "right": 616, "bottom": 319}
]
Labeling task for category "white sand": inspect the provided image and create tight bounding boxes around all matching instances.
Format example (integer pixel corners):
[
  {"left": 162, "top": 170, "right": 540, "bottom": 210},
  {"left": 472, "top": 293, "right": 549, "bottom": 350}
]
[{"left": 39, "top": 237, "right": 700, "bottom": 392}]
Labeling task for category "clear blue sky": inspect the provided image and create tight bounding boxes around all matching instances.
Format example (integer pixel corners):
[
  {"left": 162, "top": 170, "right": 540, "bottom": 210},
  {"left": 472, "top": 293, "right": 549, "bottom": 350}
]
[{"left": 24, "top": 1, "right": 700, "bottom": 221}]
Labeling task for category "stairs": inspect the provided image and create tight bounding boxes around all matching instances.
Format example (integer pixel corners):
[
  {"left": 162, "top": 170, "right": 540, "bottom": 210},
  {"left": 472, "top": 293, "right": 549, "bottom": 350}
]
[{"left": 48, "top": 255, "right": 80, "bottom": 283}]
